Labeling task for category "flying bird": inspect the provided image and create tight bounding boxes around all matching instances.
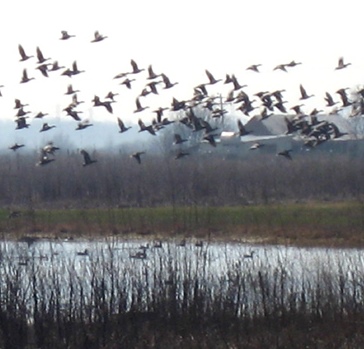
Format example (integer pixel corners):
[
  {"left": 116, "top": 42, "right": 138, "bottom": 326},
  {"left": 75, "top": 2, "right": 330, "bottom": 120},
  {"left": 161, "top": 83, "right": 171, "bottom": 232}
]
[
  {"left": 273, "top": 63, "right": 287, "bottom": 72},
  {"left": 15, "top": 117, "right": 30, "bottom": 130},
  {"left": 39, "top": 123, "right": 56, "bottom": 132},
  {"left": 277, "top": 149, "right": 293, "bottom": 160},
  {"left": 299, "top": 84, "right": 314, "bottom": 100},
  {"left": 37, "top": 151, "right": 55, "bottom": 166},
  {"left": 174, "top": 133, "right": 188, "bottom": 144},
  {"left": 205, "top": 69, "right": 221, "bottom": 84},
  {"left": 117, "top": 117, "right": 131, "bottom": 133},
  {"left": 161, "top": 74, "right": 178, "bottom": 89},
  {"left": 65, "top": 84, "right": 79, "bottom": 95},
  {"left": 237, "top": 119, "right": 250, "bottom": 137},
  {"left": 335, "top": 57, "right": 351, "bottom": 70},
  {"left": 120, "top": 78, "right": 136, "bottom": 89},
  {"left": 131, "top": 151, "right": 145, "bottom": 164},
  {"left": 286, "top": 60, "right": 302, "bottom": 67},
  {"left": 91, "top": 31, "right": 107, "bottom": 42},
  {"left": 138, "top": 119, "right": 156, "bottom": 135},
  {"left": 42, "top": 142, "right": 60, "bottom": 155},
  {"left": 76, "top": 120, "right": 93, "bottom": 130},
  {"left": 80, "top": 149, "right": 97, "bottom": 166},
  {"left": 324, "top": 92, "right": 338, "bottom": 107},
  {"left": 14, "top": 99, "right": 28, "bottom": 109},
  {"left": 20, "top": 69, "right": 34, "bottom": 83},
  {"left": 48, "top": 61, "right": 65, "bottom": 72},
  {"left": 18, "top": 44, "right": 33, "bottom": 61},
  {"left": 36, "top": 47, "right": 50, "bottom": 64},
  {"left": 175, "top": 151, "right": 190, "bottom": 159},
  {"left": 60, "top": 31, "right": 75, "bottom": 40},
  {"left": 134, "top": 98, "right": 149, "bottom": 113},
  {"left": 147, "top": 65, "right": 161, "bottom": 79},
  {"left": 36, "top": 63, "right": 50, "bottom": 77},
  {"left": 9, "top": 143, "right": 25, "bottom": 151},
  {"left": 105, "top": 91, "right": 119, "bottom": 101},
  {"left": 246, "top": 64, "right": 262, "bottom": 72},
  {"left": 130, "top": 59, "right": 145, "bottom": 74}
]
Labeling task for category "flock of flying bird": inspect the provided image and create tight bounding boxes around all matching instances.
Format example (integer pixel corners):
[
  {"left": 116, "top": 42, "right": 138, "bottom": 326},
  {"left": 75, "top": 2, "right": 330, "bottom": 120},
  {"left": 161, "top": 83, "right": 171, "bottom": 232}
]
[{"left": 4, "top": 30, "right": 360, "bottom": 166}]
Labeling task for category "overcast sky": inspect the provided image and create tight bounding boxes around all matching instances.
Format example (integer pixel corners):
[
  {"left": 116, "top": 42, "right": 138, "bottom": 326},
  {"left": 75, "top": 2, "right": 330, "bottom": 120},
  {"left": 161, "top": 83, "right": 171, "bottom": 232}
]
[{"left": 1, "top": 0, "right": 363, "bottom": 130}]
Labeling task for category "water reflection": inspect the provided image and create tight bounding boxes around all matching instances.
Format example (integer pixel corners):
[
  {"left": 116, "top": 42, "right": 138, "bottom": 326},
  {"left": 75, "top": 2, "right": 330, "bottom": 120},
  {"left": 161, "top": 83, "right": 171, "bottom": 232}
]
[{"left": 0, "top": 238, "right": 363, "bottom": 317}]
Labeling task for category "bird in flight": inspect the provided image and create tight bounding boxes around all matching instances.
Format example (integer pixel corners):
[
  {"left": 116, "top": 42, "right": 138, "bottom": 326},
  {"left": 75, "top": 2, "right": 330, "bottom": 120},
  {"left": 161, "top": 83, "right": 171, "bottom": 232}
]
[
  {"left": 131, "top": 151, "right": 145, "bottom": 164},
  {"left": 91, "top": 31, "right": 107, "bottom": 42},
  {"left": 117, "top": 117, "right": 131, "bottom": 133},
  {"left": 277, "top": 149, "right": 293, "bottom": 160},
  {"left": 335, "top": 57, "right": 351, "bottom": 70},
  {"left": 60, "top": 31, "right": 75, "bottom": 40},
  {"left": 18, "top": 44, "right": 33, "bottom": 62},
  {"left": 20, "top": 69, "right": 34, "bottom": 83},
  {"left": 80, "top": 149, "right": 97, "bottom": 166},
  {"left": 36, "top": 47, "right": 50, "bottom": 64}
]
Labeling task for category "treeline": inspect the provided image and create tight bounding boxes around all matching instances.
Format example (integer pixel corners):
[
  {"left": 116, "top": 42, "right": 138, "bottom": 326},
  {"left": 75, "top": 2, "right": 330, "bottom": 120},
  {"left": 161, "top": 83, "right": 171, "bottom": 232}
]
[{"left": 0, "top": 147, "right": 364, "bottom": 208}]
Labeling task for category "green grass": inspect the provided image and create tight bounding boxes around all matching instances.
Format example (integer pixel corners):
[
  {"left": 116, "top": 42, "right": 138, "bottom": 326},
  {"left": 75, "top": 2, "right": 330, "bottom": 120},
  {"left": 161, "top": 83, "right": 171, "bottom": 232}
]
[{"left": 3, "top": 201, "right": 364, "bottom": 246}]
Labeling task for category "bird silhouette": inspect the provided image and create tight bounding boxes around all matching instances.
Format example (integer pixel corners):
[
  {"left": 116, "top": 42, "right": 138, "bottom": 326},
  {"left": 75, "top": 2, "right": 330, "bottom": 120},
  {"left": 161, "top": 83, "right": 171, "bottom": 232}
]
[
  {"left": 147, "top": 65, "right": 161, "bottom": 79},
  {"left": 91, "top": 31, "right": 107, "bottom": 42},
  {"left": 64, "top": 106, "right": 82, "bottom": 121},
  {"left": 161, "top": 74, "right": 178, "bottom": 89},
  {"left": 48, "top": 61, "right": 65, "bottom": 72},
  {"left": 60, "top": 31, "right": 75, "bottom": 40},
  {"left": 273, "top": 63, "right": 287, "bottom": 72},
  {"left": 105, "top": 91, "right": 119, "bottom": 100},
  {"left": 117, "top": 117, "right": 131, "bottom": 133},
  {"left": 246, "top": 64, "right": 262, "bottom": 72},
  {"left": 324, "top": 92, "right": 338, "bottom": 107},
  {"left": 134, "top": 98, "right": 149, "bottom": 113},
  {"left": 299, "top": 84, "right": 314, "bottom": 100},
  {"left": 205, "top": 69, "right": 221, "bottom": 84},
  {"left": 37, "top": 153, "right": 55, "bottom": 166},
  {"left": 286, "top": 60, "right": 302, "bottom": 67},
  {"left": 175, "top": 151, "right": 190, "bottom": 159},
  {"left": 42, "top": 142, "right": 60, "bottom": 155},
  {"left": 65, "top": 84, "right": 79, "bottom": 95},
  {"left": 130, "top": 59, "right": 145, "bottom": 74},
  {"left": 18, "top": 44, "right": 33, "bottom": 61},
  {"left": 250, "top": 142, "right": 264, "bottom": 150},
  {"left": 15, "top": 117, "right": 30, "bottom": 130},
  {"left": 36, "top": 47, "right": 50, "bottom": 64},
  {"left": 174, "top": 133, "right": 188, "bottom": 144},
  {"left": 36, "top": 64, "right": 50, "bottom": 77},
  {"left": 277, "top": 149, "right": 293, "bottom": 160},
  {"left": 20, "top": 69, "right": 34, "bottom": 83},
  {"left": 77, "top": 249, "right": 89, "bottom": 256},
  {"left": 335, "top": 57, "right": 351, "bottom": 70},
  {"left": 9, "top": 143, "right": 24, "bottom": 151},
  {"left": 80, "top": 150, "right": 97, "bottom": 166},
  {"left": 76, "top": 120, "right": 93, "bottom": 130},
  {"left": 120, "top": 78, "right": 136, "bottom": 89},
  {"left": 131, "top": 151, "right": 145, "bottom": 164},
  {"left": 237, "top": 119, "right": 250, "bottom": 136},
  {"left": 39, "top": 123, "right": 56, "bottom": 132},
  {"left": 138, "top": 119, "right": 156, "bottom": 135}
]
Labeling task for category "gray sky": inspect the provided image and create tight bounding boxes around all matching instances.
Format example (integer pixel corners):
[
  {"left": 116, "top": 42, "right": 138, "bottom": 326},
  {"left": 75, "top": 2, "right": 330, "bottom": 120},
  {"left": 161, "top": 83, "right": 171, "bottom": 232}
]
[{"left": 0, "top": 0, "right": 363, "bottom": 127}]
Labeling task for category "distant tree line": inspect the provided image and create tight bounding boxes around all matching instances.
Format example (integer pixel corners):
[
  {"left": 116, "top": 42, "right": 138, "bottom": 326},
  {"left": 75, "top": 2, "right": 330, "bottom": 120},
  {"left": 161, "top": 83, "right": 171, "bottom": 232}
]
[{"left": 0, "top": 146, "right": 363, "bottom": 209}]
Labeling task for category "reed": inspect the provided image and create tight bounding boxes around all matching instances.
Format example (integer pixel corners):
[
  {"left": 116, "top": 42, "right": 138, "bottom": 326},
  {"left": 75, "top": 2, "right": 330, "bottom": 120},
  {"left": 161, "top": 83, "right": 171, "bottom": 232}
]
[{"left": 0, "top": 241, "right": 364, "bottom": 348}]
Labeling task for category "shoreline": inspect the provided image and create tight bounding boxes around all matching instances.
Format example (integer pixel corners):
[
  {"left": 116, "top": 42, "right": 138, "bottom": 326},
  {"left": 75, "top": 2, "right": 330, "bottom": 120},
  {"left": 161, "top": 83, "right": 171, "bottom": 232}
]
[{"left": 2, "top": 202, "right": 364, "bottom": 248}]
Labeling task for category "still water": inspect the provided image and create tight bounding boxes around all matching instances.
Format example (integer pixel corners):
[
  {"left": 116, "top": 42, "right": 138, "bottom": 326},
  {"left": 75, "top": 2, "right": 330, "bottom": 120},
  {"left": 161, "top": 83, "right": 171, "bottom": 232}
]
[{"left": 0, "top": 238, "right": 363, "bottom": 315}]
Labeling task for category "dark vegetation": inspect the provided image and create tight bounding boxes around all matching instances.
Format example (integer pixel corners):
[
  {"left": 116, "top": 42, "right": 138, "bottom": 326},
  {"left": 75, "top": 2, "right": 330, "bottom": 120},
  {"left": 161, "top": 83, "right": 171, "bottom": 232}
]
[
  {"left": 2, "top": 145, "right": 364, "bottom": 208},
  {"left": 1, "top": 241, "right": 364, "bottom": 349},
  {"left": 2, "top": 137, "right": 364, "bottom": 347}
]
